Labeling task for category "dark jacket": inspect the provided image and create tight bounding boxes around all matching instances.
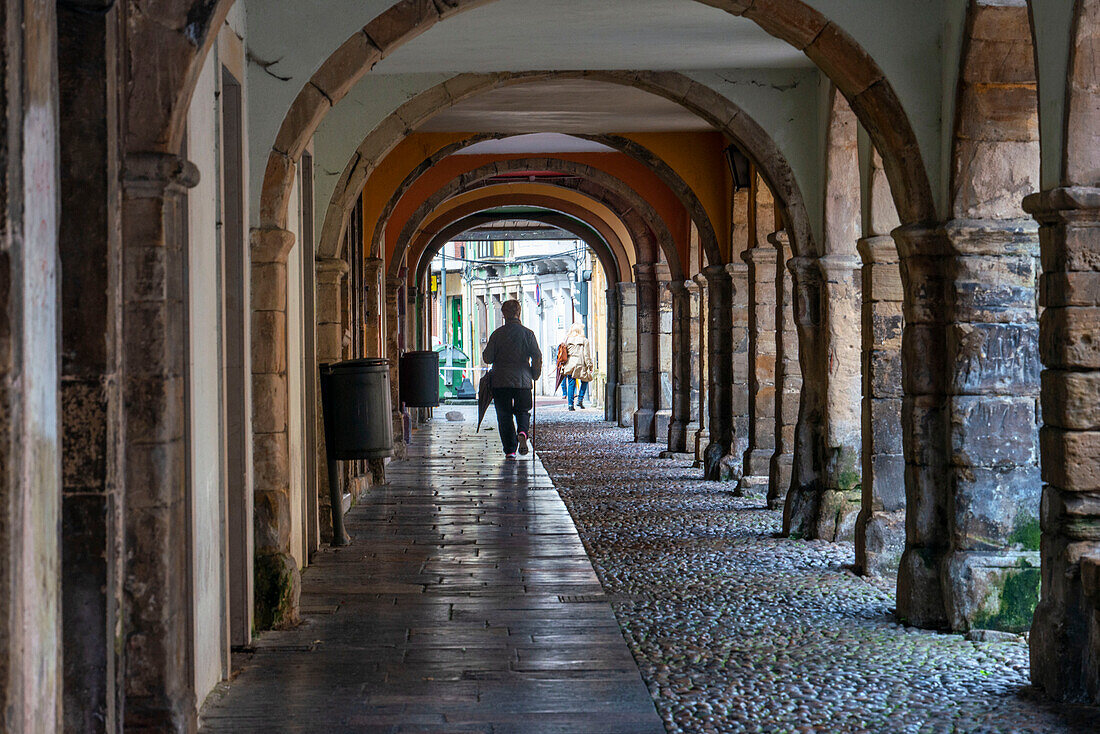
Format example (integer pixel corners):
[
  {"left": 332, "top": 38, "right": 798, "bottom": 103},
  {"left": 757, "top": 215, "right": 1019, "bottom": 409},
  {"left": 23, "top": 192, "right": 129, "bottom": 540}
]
[{"left": 483, "top": 319, "right": 542, "bottom": 389}]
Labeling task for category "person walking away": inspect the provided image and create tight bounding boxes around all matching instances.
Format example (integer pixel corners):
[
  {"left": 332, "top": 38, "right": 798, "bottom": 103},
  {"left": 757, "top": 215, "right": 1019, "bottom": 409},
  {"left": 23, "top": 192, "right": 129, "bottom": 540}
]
[
  {"left": 482, "top": 299, "right": 542, "bottom": 458},
  {"left": 555, "top": 340, "right": 569, "bottom": 398},
  {"left": 561, "top": 322, "right": 593, "bottom": 411}
]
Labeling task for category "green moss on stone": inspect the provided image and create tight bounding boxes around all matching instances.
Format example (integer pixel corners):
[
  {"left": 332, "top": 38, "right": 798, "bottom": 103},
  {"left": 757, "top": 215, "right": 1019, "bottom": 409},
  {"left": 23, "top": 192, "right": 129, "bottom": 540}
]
[
  {"left": 1008, "top": 514, "right": 1041, "bottom": 551},
  {"left": 973, "top": 565, "right": 1040, "bottom": 633},
  {"left": 254, "top": 552, "right": 300, "bottom": 631}
]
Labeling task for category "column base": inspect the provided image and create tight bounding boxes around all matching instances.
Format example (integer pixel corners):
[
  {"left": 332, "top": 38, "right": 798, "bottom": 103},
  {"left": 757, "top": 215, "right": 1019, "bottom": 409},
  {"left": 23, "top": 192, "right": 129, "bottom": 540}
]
[
  {"left": 815, "top": 488, "right": 861, "bottom": 541},
  {"left": 943, "top": 549, "right": 1040, "bottom": 633},
  {"left": 654, "top": 409, "right": 672, "bottom": 445},
  {"left": 633, "top": 408, "right": 656, "bottom": 442},
  {"left": 253, "top": 551, "right": 302, "bottom": 630},
  {"left": 854, "top": 508, "right": 905, "bottom": 577},
  {"left": 692, "top": 428, "right": 708, "bottom": 468},
  {"left": 767, "top": 452, "right": 793, "bottom": 509},
  {"left": 703, "top": 441, "right": 732, "bottom": 481},
  {"left": 617, "top": 385, "right": 638, "bottom": 428},
  {"left": 1030, "top": 545, "right": 1100, "bottom": 703},
  {"left": 897, "top": 546, "right": 950, "bottom": 629}
]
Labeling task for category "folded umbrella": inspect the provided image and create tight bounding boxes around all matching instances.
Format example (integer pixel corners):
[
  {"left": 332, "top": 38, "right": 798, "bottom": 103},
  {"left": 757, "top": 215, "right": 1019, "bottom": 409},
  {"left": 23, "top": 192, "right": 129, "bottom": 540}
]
[{"left": 476, "top": 370, "right": 493, "bottom": 431}]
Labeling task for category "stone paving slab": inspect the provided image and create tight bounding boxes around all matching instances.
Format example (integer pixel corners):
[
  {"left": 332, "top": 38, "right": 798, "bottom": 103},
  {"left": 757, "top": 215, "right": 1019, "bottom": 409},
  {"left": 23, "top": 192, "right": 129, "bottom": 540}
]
[{"left": 199, "top": 406, "right": 664, "bottom": 734}]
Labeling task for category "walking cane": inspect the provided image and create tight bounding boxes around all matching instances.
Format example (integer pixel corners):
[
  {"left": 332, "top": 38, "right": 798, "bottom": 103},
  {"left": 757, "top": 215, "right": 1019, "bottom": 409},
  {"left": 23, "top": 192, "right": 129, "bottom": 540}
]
[{"left": 530, "top": 381, "right": 536, "bottom": 464}]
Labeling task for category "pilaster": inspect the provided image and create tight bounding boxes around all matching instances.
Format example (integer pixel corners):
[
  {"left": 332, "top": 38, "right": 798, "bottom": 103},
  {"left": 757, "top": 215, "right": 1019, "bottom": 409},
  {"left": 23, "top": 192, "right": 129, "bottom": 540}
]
[
  {"left": 666, "top": 280, "right": 692, "bottom": 454},
  {"left": 616, "top": 282, "right": 638, "bottom": 428},
  {"left": 724, "top": 261, "right": 750, "bottom": 479},
  {"left": 314, "top": 257, "right": 348, "bottom": 544},
  {"left": 692, "top": 273, "right": 709, "bottom": 467}
]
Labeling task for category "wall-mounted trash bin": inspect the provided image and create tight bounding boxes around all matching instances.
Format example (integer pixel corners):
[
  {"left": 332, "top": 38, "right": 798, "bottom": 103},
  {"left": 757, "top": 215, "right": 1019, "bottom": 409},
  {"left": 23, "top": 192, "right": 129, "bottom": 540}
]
[
  {"left": 319, "top": 359, "right": 393, "bottom": 460},
  {"left": 399, "top": 350, "right": 440, "bottom": 408}
]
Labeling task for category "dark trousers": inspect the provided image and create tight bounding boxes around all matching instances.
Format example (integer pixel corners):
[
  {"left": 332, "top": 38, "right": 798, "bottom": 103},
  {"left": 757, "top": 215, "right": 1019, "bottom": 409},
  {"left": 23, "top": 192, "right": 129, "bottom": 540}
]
[{"left": 493, "top": 387, "right": 532, "bottom": 454}]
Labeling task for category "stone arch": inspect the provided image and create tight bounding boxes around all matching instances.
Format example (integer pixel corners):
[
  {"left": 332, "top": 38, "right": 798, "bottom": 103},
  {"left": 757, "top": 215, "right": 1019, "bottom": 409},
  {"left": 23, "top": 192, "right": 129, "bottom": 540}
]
[
  {"left": 315, "top": 71, "right": 813, "bottom": 269},
  {"left": 409, "top": 189, "right": 637, "bottom": 281},
  {"left": 390, "top": 157, "right": 682, "bottom": 280},
  {"left": 343, "top": 127, "right": 722, "bottom": 272},
  {"left": 412, "top": 210, "right": 620, "bottom": 288},
  {"left": 256, "top": 0, "right": 934, "bottom": 244}
]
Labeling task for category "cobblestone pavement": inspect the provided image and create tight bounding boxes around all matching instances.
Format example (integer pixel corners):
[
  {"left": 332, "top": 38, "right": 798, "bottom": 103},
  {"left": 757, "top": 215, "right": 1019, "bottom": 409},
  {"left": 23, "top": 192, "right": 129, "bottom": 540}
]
[{"left": 534, "top": 405, "right": 1100, "bottom": 734}]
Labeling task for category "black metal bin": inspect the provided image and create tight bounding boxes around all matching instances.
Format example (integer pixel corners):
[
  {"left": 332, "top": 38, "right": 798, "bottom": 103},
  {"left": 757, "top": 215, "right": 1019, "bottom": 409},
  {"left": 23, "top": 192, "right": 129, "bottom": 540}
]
[{"left": 399, "top": 350, "right": 440, "bottom": 408}]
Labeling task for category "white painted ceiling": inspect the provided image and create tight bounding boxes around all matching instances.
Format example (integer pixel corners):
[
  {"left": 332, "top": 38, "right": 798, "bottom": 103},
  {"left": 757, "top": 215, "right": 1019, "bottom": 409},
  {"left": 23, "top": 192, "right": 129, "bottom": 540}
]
[
  {"left": 455, "top": 133, "right": 618, "bottom": 154},
  {"left": 418, "top": 80, "right": 715, "bottom": 133},
  {"left": 372, "top": 0, "right": 812, "bottom": 74}
]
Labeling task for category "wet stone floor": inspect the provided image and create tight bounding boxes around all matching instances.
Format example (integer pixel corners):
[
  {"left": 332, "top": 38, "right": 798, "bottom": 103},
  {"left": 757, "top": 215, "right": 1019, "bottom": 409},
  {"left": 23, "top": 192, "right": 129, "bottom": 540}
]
[
  {"left": 536, "top": 406, "right": 1100, "bottom": 734},
  {"left": 200, "top": 403, "right": 1100, "bottom": 734}
]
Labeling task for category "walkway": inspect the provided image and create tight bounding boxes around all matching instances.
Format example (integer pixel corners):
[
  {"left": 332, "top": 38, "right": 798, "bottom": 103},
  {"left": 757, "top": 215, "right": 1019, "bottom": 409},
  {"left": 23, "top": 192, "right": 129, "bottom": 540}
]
[{"left": 200, "top": 405, "right": 664, "bottom": 734}]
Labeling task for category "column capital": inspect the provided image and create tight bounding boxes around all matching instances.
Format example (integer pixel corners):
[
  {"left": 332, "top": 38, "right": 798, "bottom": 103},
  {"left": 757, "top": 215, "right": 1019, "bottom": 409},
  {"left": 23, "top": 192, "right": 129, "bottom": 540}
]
[
  {"left": 787, "top": 255, "right": 824, "bottom": 285},
  {"left": 766, "top": 230, "right": 790, "bottom": 249},
  {"left": 633, "top": 262, "right": 657, "bottom": 279},
  {"left": 1024, "top": 185, "right": 1100, "bottom": 222},
  {"left": 122, "top": 152, "right": 199, "bottom": 197},
  {"left": 385, "top": 275, "right": 404, "bottom": 290},
  {"left": 724, "top": 261, "right": 748, "bottom": 278},
  {"left": 692, "top": 272, "right": 709, "bottom": 288},
  {"left": 363, "top": 256, "right": 385, "bottom": 272},
  {"left": 316, "top": 257, "right": 350, "bottom": 284},
  {"left": 684, "top": 278, "right": 700, "bottom": 293},
  {"left": 702, "top": 263, "right": 731, "bottom": 286},
  {"left": 942, "top": 218, "right": 1038, "bottom": 257},
  {"left": 857, "top": 235, "right": 900, "bottom": 266},
  {"left": 251, "top": 227, "right": 296, "bottom": 264},
  {"left": 741, "top": 246, "right": 778, "bottom": 265},
  {"left": 816, "top": 254, "right": 862, "bottom": 282}
]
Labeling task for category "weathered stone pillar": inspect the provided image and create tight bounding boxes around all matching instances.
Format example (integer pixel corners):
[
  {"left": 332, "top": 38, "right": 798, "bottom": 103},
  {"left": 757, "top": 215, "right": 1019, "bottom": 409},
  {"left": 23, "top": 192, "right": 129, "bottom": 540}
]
[
  {"left": 362, "top": 257, "right": 384, "bottom": 357},
  {"left": 666, "top": 280, "right": 692, "bottom": 454},
  {"left": 692, "top": 273, "right": 709, "bottom": 467},
  {"left": 605, "top": 287, "right": 620, "bottom": 423},
  {"left": 855, "top": 236, "right": 905, "bottom": 576},
  {"left": 314, "top": 258, "right": 348, "bottom": 544},
  {"left": 895, "top": 220, "right": 1041, "bottom": 632},
  {"left": 724, "top": 260, "right": 751, "bottom": 480},
  {"left": 768, "top": 232, "right": 801, "bottom": 509},
  {"left": 703, "top": 265, "right": 734, "bottom": 479},
  {"left": 250, "top": 226, "right": 301, "bottom": 632},
  {"left": 739, "top": 245, "right": 778, "bottom": 494},
  {"left": 57, "top": 5, "right": 124, "bottom": 729},
  {"left": 634, "top": 264, "right": 659, "bottom": 442},
  {"left": 817, "top": 254, "right": 863, "bottom": 539},
  {"left": 784, "top": 257, "right": 827, "bottom": 538},
  {"left": 386, "top": 275, "right": 406, "bottom": 462},
  {"left": 120, "top": 153, "right": 201, "bottom": 729},
  {"left": 1025, "top": 187, "right": 1100, "bottom": 701},
  {"left": 617, "top": 281, "right": 638, "bottom": 428},
  {"left": 685, "top": 279, "right": 703, "bottom": 447},
  {"left": 654, "top": 266, "right": 674, "bottom": 443},
  {"left": 2, "top": 2, "right": 62, "bottom": 727}
]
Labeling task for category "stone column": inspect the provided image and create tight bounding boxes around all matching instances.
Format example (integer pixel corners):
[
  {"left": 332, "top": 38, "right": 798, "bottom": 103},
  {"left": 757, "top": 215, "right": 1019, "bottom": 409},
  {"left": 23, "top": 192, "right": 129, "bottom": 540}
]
[
  {"left": 314, "top": 258, "right": 348, "bottom": 544},
  {"left": 249, "top": 225, "right": 301, "bottom": 632},
  {"left": 386, "top": 276, "right": 406, "bottom": 462},
  {"left": 854, "top": 236, "right": 905, "bottom": 576},
  {"left": 784, "top": 257, "right": 827, "bottom": 538},
  {"left": 1025, "top": 187, "right": 1100, "bottom": 702},
  {"left": 703, "top": 265, "right": 734, "bottom": 479},
  {"left": 654, "top": 266, "right": 674, "bottom": 443},
  {"left": 616, "top": 281, "right": 638, "bottom": 428},
  {"left": 817, "top": 254, "right": 863, "bottom": 539},
  {"left": 2, "top": 3, "right": 62, "bottom": 727},
  {"left": 724, "top": 260, "right": 751, "bottom": 480},
  {"left": 604, "top": 287, "right": 620, "bottom": 423},
  {"left": 634, "top": 264, "right": 659, "bottom": 442},
  {"left": 739, "top": 245, "right": 778, "bottom": 494},
  {"left": 692, "top": 273, "right": 709, "bottom": 467},
  {"left": 119, "top": 153, "right": 202, "bottom": 728},
  {"left": 665, "top": 280, "right": 692, "bottom": 454},
  {"left": 685, "top": 279, "right": 703, "bottom": 447},
  {"left": 768, "top": 232, "right": 801, "bottom": 509},
  {"left": 362, "top": 257, "right": 384, "bottom": 357},
  {"left": 58, "top": 6, "right": 124, "bottom": 729},
  {"left": 895, "top": 220, "right": 1041, "bottom": 632}
]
